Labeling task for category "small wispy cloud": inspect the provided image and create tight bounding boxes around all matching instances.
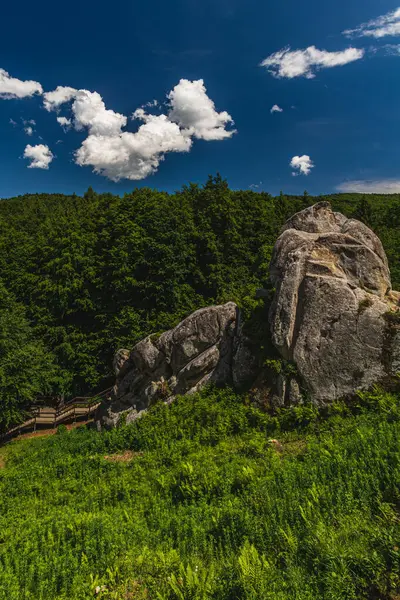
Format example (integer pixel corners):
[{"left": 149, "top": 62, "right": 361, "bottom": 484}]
[
  {"left": 57, "top": 116, "right": 72, "bottom": 130},
  {"left": 23, "top": 119, "right": 36, "bottom": 136},
  {"left": 336, "top": 179, "right": 400, "bottom": 193},
  {"left": 260, "top": 46, "right": 364, "bottom": 79},
  {"left": 290, "top": 155, "right": 314, "bottom": 176},
  {"left": 343, "top": 7, "right": 400, "bottom": 39},
  {"left": 143, "top": 99, "right": 158, "bottom": 109},
  {"left": 381, "top": 43, "right": 400, "bottom": 55},
  {"left": 270, "top": 104, "right": 283, "bottom": 113},
  {"left": 249, "top": 181, "right": 263, "bottom": 190}
]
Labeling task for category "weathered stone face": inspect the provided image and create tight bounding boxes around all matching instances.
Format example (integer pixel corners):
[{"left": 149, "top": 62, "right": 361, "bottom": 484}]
[
  {"left": 97, "top": 302, "right": 238, "bottom": 428},
  {"left": 269, "top": 201, "right": 399, "bottom": 404}
]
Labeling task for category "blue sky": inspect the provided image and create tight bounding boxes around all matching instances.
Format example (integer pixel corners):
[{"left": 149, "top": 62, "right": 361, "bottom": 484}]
[{"left": 1, "top": 0, "right": 400, "bottom": 197}]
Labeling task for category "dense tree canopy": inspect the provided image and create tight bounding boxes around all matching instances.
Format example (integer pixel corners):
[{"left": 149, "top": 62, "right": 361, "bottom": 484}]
[
  {"left": 0, "top": 281, "right": 58, "bottom": 430},
  {"left": 0, "top": 175, "right": 399, "bottom": 427}
]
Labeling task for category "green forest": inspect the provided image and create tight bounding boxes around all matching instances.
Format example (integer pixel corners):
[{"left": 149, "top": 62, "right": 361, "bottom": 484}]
[
  {"left": 1, "top": 175, "right": 400, "bottom": 430},
  {"left": 1, "top": 178, "right": 400, "bottom": 599}
]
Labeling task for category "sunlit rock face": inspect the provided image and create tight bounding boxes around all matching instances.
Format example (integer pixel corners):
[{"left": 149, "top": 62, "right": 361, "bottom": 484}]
[{"left": 269, "top": 202, "right": 400, "bottom": 404}]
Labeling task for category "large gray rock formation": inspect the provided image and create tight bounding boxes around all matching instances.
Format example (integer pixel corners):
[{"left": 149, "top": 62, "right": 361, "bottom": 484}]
[
  {"left": 269, "top": 201, "right": 400, "bottom": 404},
  {"left": 97, "top": 302, "right": 239, "bottom": 428},
  {"left": 98, "top": 201, "right": 400, "bottom": 428}
]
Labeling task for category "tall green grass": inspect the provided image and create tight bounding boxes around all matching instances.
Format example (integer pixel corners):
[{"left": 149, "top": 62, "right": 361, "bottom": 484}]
[{"left": 0, "top": 387, "right": 400, "bottom": 599}]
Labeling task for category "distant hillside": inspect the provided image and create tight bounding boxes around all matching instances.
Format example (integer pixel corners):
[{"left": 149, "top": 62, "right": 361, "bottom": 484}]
[{"left": 1, "top": 175, "right": 399, "bottom": 428}]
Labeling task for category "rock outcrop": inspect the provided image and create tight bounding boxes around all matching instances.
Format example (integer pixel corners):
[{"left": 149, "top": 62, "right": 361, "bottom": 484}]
[
  {"left": 97, "top": 303, "right": 238, "bottom": 428},
  {"left": 98, "top": 202, "right": 400, "bottom": 427},
  {"left": 269, "top": 201, "right": 400, "bottom": 404}
]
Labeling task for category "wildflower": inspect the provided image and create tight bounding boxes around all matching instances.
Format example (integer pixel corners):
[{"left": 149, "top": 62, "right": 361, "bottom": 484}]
[
  {"left": 268, "top": 439, "right": 283, "bottom": 452},
  {"left": 95, "top": 585, "right": 107, "bottom": 595}
]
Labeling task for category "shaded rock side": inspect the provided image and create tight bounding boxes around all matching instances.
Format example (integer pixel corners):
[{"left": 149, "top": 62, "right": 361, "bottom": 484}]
[
  {"left": 269, "top": 201, "right": 400, "bottom": 404},
  {"left": 97, "top": 302, "right": 238, "bottom": 428}
]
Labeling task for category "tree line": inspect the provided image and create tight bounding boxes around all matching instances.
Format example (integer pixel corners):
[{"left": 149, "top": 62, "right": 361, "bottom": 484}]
[{"left": 1, "top": 174, "right": 399, "bottom": 430}]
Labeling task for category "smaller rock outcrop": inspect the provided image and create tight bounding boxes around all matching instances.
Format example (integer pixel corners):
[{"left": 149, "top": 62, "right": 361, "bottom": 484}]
[{"left": 97, "top": 302, "right": 238, "bottom": 428}]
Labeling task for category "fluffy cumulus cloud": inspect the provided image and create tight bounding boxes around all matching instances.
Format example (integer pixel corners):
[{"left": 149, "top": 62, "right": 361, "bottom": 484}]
[
  {"left": 290, "top": 155, "right": 314, "bottom": 176},
  {"left": 336, "top": 179, "right": 400, "bottom": 193},
  {"left": 42, "top": 79, "right": 234, "bottom": 181},
  {"left": 24, "top": 126, "right": 33, "bottom": 136},
  {"left": 270, "top": 104, "right": 283, "bottom": 113},
  {"left": 23, "top": 144, "right": 54, "bottom": 169},
  {"left": 0, "top": 68, "right": 42, "bottom": 99},
  {"left": 43, "top": 86, "right": 77, "bottom": 111},
  {"left": 344, "top": 8, "right": 400, "bottom": 39},
  {"left": 76, "top": 110, "right": 192, "bottom": 181},
  {"left": 167, "top": 79, "right": 236, "bottom": 140},
  {"left": 260, "top": 46, "right": 364, "bottom": 79},
  {"left": 72, "top": 90, "right": 127, "bottom": 135}
]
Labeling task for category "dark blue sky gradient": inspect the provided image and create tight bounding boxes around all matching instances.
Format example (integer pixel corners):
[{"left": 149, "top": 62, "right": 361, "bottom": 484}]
[{"left": 0, "top": 0, "right": 398, "bottom": 197}]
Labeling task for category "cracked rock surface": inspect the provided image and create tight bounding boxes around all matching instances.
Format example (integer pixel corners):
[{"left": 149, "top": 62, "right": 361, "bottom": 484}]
[
  {"left": 269, "top": 202, "right": 400, "bottom": 403},
  {"left": 97, "top": 302, "right": 238, "bottom": 428}
]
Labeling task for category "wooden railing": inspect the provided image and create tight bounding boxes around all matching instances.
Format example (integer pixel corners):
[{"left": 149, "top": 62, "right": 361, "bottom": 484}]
[{"left": 0, "top": 388, "right": 112, "bottom": 444}]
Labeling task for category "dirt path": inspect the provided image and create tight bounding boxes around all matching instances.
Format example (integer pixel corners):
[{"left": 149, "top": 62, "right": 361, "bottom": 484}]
[{"left": 1, "top": 420, "right": 95, "bottom": 447}]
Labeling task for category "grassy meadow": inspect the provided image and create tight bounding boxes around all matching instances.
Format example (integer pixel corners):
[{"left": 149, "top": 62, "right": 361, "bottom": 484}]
[{"left": 0, "top": 387, "right": 399, "bottom": 599}]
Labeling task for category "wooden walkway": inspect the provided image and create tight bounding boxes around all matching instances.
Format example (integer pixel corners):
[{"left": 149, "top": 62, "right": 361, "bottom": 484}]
[{"left": 0, "top": 388, "right": 112, "bottom": 444}]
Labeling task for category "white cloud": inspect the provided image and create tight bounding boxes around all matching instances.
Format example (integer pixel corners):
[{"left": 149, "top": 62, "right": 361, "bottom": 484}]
[
  {"left": 75, "top": 110, "right": 192, "bottom": 181},
  {"left": 43, "top": 79, "right": 234, "bottom": 181},
  {"left": 343, "top": 8, "right": 400, "bottom": 39},
  {"left": 44, "top": 87, "right": 127, "bottom": 135},
  {"left": 290, "top": 155, "right": 314, "bottom": 176},
  {"left": 23, "top": 119, "right": 36, "bottom": 136},
  {"left": 382, "top": 43, "right": 400, "bottom": 55},
  {"left": 9, "top": 118, "right": 17, "bottom": 126},
  {"left": 43, "top": 86, "right": 77, "bottom": 111},
  {"left": 0, "top": 68, "right": 42, "bottom": 99},
  {"left": 270, "top": 104, "right": 283, "bottom": 113},
  {"left": 167, "top": 78, "right": 236, "bottom": 140},
  {"left": 336, "top": 179, "right": 400, "bottom": 193},
  {"left": 260, "top": 46, "right": 364, "bottom": 78},
  {"left": 57, "top": 116, "right": 72, "bottom": 130},
  {"left": 143, "top": 99, "right": 158, "bottom": 108},
  {"left": 249, "top": 181, "right": 263, "bottom": 189},
  {"left": 72, "top": 90, "right": 127, "bottom": 135},
  {"left": 23, "top": 144, "right": 54, "bottom": 169}
]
